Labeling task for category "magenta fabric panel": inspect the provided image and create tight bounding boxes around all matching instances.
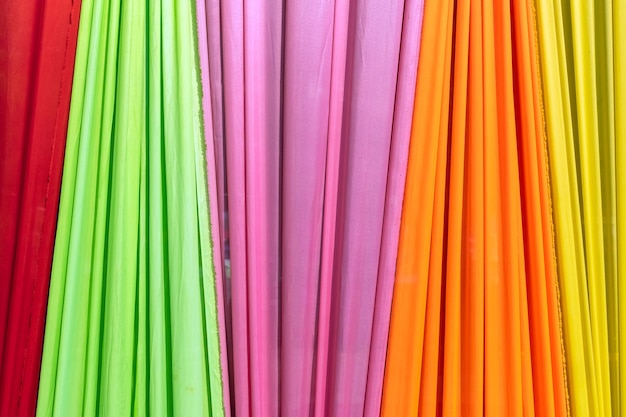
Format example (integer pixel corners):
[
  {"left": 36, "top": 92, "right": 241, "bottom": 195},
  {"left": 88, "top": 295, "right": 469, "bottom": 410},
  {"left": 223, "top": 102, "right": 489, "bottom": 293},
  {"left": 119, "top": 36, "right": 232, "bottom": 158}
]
[
  {"left": 280, "top": 0, "right": 333, "bottom": 415},
  {"left": 213, "top": 1, "right": 416, "bottom": 415},
  {"left": 220, "top": 0, "right": 250, "bottom": 415},
  {"left": 312, "top": 1, "right": 351, "bottom": 415},
  {"left": 325, "top": 0, "right": 405, "bottom": 414},
  {"left": 221, "top": 0, "right": 283, "bottom": 415},
  {"left": 363, "top": 1, "right": 425, "bottom": 415},
  {"left": 243, "top": 0, "right": 283, "bottom": 414}
]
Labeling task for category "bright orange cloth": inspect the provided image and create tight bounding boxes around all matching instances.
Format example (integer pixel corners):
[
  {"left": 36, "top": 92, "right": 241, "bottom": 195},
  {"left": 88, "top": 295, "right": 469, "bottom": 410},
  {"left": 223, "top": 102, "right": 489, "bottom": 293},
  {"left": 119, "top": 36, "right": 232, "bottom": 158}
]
[{"left": 381, "top": 0, "right": 568, "bottom": 415}]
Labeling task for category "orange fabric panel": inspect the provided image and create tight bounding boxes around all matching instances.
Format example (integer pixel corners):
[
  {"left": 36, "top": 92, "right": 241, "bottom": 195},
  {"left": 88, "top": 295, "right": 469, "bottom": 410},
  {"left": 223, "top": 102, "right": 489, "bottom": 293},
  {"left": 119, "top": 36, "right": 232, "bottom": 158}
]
[{"left": 380, "top": 0, "right": 454, "bottom": 414}]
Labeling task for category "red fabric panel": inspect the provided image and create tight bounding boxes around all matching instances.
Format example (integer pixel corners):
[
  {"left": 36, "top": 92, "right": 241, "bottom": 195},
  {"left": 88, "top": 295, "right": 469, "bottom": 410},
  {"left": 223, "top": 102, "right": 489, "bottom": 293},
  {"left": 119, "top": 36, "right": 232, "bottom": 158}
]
[{"left": 0, "top": 0, "right": 82, "bottom": 415}]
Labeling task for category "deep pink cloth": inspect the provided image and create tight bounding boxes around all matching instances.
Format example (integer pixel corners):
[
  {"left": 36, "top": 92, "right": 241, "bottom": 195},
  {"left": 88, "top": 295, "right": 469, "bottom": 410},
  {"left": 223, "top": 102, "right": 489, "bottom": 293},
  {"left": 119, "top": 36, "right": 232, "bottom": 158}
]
[{"left": 243, "top": 0, "right": 283, "bottom": 413}]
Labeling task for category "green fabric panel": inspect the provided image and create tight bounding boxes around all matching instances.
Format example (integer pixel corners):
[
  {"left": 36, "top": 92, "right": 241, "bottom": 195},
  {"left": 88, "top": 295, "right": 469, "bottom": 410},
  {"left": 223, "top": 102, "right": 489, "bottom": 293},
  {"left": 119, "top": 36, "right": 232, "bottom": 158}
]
[{"left": 36, "top": 0, "right": 224, "bottom": 414}]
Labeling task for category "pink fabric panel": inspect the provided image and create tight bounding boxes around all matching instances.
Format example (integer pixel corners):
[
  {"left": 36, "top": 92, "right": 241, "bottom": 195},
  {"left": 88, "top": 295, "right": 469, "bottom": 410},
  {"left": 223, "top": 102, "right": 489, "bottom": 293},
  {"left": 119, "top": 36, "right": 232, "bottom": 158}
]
[
  {"left": 363, "top": 1, "right": 425, "bottom": 415},
  {"left": 325, "top": 0, "right": 405, "bottom": 415},
  {"left": 220, "top": 0, "right": 250, "bottom": 415},
  {"left": 312, "top": 1, "right": 352, "bottom": 415},
  {"left": 243, "top": 0, "right": 283, "bottom": 415},
  {"left": 280, "top": 0, "right": 333, "bottom": 415}
]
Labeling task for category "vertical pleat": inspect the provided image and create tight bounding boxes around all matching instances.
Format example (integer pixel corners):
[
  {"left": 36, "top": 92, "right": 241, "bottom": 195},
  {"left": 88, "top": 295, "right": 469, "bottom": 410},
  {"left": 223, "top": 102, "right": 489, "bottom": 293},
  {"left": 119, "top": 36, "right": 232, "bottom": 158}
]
[
  {"left": 441, "top": 0, "right": 470, "bottom": 413},
  {"left": 280, "top": 0, "right": 332, "bottom": 415},
  {"left": 464, "top": 0, "right": 486, "bottom": 413},
  {"left": 243, "top": 0, "right": 283, "bottom": 414},
  {"left": 616, "top": 0, "right": 626, "bottom": 414},
  {"left": 312, "top": 1, "right": 351, "bottom": 415},
  {"left": 483, "top": 0, "right": 509, "bottom": 412},
  {"left": 220, "top": 0, "right": 250, "bottom": 414}
]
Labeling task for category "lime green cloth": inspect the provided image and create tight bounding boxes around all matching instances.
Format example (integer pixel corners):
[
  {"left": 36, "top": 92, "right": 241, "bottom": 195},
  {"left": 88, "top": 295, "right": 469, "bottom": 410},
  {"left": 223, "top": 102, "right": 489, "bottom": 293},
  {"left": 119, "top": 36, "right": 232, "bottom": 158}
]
[{"left": 36, "top": 0, "right": 224, "bottom": 414}]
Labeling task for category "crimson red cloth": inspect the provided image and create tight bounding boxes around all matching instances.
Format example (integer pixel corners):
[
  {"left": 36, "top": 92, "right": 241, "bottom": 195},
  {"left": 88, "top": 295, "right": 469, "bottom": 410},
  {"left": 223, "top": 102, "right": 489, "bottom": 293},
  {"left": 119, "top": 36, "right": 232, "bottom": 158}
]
[{"left": 0, "top": 0, "right": 81, "bottom": 414}]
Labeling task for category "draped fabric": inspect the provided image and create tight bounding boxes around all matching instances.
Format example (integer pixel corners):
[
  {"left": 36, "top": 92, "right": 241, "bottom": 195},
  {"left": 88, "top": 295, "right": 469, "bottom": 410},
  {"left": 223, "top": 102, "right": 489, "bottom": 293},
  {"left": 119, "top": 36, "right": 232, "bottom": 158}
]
[
  {"left": 0, "top": 0, "right": 82, "bottom": 415},
  {"left": 3, "top": 0, "right": 626, "bottom": 415},
  {"left": 213, "top": 0, "right": 424, "bottom": 414},
  {"left": 34, "top": 0, "right": 224, "bottom": 414},
  {"left": 536, "top": 0, "right": 626, "bottom": 415},
  {"left": 380, "top": 0, "right": 567, "bottom": 415},
  {"left": 220, "top": 0, "right": 282, "bottom": 415}
]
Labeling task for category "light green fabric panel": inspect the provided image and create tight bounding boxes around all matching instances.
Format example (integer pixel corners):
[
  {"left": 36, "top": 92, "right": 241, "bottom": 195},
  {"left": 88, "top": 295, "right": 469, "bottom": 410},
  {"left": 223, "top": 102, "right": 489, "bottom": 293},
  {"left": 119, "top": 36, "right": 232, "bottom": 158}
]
[{"left": 36, "top": 0, "right": 224, "bottom": 414}]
